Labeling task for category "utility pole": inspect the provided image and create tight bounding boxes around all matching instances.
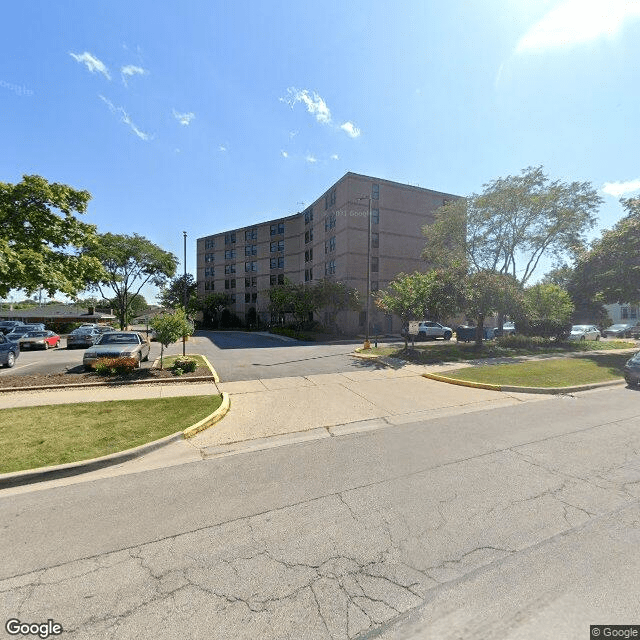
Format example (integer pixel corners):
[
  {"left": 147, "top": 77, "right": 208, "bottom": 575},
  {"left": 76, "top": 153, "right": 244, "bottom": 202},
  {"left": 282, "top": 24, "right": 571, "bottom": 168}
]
[
  {"left": 357, "top": 196, "right": 372, "bottom": 349},
  {"left": 183, "top": 231, "right": 187, "bottom": 356}
]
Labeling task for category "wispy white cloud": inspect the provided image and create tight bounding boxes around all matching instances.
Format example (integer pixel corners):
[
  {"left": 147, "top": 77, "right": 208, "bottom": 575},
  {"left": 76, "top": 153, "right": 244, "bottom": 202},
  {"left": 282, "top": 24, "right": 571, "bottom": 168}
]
[
  {"left": 602, "top": 178, "right": 640, "bottom": 197},
  {"left": 305, "top": 154, "right": 317, "bottom": 164},
  {"left": 172, "top": 109, "right": 195, "bottom": 126},
  {"left": 70, "top": 52, "right": 111, "bottom": 80},
  {"left": 516, "top": 0, "right": 640, "bottom": 54},
  {"left": 330, "top": 154, "right": 339, "bottom": 160},
  {"left": 289, "top": 130, "right": 298, "bottom": 139},
  {"left": 219, "top": 145, "right": 227, "bottom": 152},
  {"left": 121, "top": 64, "right": 148, "bottom": 85},
  {"left": 281, "top": 150, "right": 289, "bottom": 158},
  {"left": 283, "top": 88, "right": 332, "bottom": 124},
  {"left": 340, "top": 122, "right": 361, "bottom": 138},
  {"left": 99, "top": 95, "right": 153, "bottom": 141}
]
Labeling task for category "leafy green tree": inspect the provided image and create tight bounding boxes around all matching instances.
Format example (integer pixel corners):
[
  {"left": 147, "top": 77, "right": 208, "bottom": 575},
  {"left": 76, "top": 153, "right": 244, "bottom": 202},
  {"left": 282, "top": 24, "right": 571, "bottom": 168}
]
[
  {"left": 513, "top": 283, "right": 574, "bottom": 340},
  {"left": 463, "top": 272, "right": 523, "bottom": 345},
  {"left": 106, "top": 293, "right": 148, "bottom": 326},
  {"left": 375, "top": 271, "right": 464, "bottom": 349},
  {"left": 422, "top": 166, "right": 601, "bottom": 285},
  {"left": 160, "top": 274, "right": 198, "bottom": 313},
  {"left": 199, "top": 292, "right": 232, "bottom": 328},
  {"left": 571, "top": 197, "right": 640, "bottom": 306},
  {"left": 150, "top": 308, "right": 194, "bottom": 369},
  {"left": 84, "top": 233, "right": 178, "bottom": 329},
  {"left": 314, "top": 279, "right": 360, "bottom": 333},
  {"left": 0, "top": 175, "right": 106, "bottom": 298}
]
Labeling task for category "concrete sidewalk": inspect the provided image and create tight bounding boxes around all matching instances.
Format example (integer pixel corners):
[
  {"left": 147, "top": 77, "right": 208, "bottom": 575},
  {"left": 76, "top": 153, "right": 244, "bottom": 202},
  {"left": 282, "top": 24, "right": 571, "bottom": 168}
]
[{"left": 0, "top": 361, "right": 548, "bottom": 494}]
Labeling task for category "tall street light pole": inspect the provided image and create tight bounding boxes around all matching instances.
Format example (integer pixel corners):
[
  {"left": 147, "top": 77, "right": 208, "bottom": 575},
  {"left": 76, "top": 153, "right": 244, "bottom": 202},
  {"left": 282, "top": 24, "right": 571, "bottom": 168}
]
[
  {"left": 183, "top": 230, "right": 187, "bottom": 356},
  {"left": 357, "top": 196, "right": 372, "bottom": 349}
]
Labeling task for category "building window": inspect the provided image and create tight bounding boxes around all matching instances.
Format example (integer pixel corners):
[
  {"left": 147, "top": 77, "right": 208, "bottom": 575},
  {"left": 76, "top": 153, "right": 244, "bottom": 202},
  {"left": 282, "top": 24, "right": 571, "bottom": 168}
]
[
  {"left": 325, "top": 260, "right": 336, "bottom": 276},
  {"left": 622, "top": 307, "right": 629, "bottom": 319},
  {"left": 371, "top": 257, "right": 379, "bottom": 272},
  {"left": 224, "top": 264, "right": 236, "bottom": 275},
  {"left": 372, "top": 208, "right": 379, "bottom": 225},
  {"left": 371, "top": 232, "right": 379, "bottom": 249},
  {"left": 270, "top": 274, "right": 285, "bottom": 286},
  {"left": 372, "top": 184, "right": 379, "bottom": 200},
  {"left": 631, "top": 307, "right": 638, "bottom": 319},
  {"left": 304, "top": 207, "right": 314, "bottom": 224},
  {"left": 204, "top": 253, "right": 215, "bottom": 263},
  {"left": 224, "top": 249, "right": 236, "bottom": 260},
  {"left": 225, "top": 279, "right": 236, "bottom": 290},
  {"left": 270, "top": 240, "right": 284, "bottom": 253},
  {"left": 244, "top": 261, "right": 257, "bottom": 272},
  {"left": 305, "top": 228, "right": 314, "bottom": 244},
  {"left": 305, "top": 268, "right": 313, "bottom": 282},
  {"left": 244, "top": 244, "right": 257, "bottom": 256},
  {"left": 245, "top": 276, "right": 257, "bottom": 288},
  {"left": 331, "top": 189, "right": 336, "bottom": 206},
  {"left": 225, "top": 232, "right": 236, "bottom": 245},
  {"left": 270, "top": 222, "right": 285, "bottom": 236},
  {"left": 230, "top": 294, "right": 236, "bottom": 304},
  {"left": 204, "top": 267, "right": 215, "bottom": 277},
  {"left": 245, "top": 228, "right": 257, "bottom": 241},
  {"left": 205, "top": 238, "right": 215, "bottom": 249},
  {"left": 245, "top": 293, "right": 251, "bottom": 303},
  {"left": 244, "top": 292, "right": 257, "bottom": 303},
  {"left": 270, "top": 257, "right": 284, "bottom": 269},
  {"left": 325, "top": 212, "right": 336, "bottom": 231},
  {"left": 325, "top": 236, "right": 336, "bottom": 253},
  {"left": 204, "top": 281, "right": 211, "bottom": 291},
  {"left": 371, "top": 281, "right": 379, "bottom": 292},
  {"left": 305, "top": 248, "right": 313, "bottom": 263}
]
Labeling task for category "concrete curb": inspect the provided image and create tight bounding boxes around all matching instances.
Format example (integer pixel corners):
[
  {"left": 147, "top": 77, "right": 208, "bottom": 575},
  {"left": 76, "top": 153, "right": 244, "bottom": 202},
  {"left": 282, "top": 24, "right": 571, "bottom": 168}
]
[
  {"left": 0, "top": 392, "right": 230, "bottom": 490},
  {"left": 422, "top": 372, "right": 627, "bottom": 394},
  {"left": 183, "top": 392, "right": 230, "bottom": 438}
]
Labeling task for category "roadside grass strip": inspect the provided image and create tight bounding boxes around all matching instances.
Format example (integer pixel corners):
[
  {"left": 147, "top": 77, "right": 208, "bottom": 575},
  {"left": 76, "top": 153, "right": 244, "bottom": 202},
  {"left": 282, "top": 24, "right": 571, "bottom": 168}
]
[
  {"left": 155, "top": 353, "right": 211, "bottom": 371},
  {"left": 367, "top": 339, "right": 635, "bottom": 365},
  {"left": 441, "top": 353, "right": 630, "bottom": 388},
  {"left": 0, "top": 395, "right": 222, "bottom": 474}
]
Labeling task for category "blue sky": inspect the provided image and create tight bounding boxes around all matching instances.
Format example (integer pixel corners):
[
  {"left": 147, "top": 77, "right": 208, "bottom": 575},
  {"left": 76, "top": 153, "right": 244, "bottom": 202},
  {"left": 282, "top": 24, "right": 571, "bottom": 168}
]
[{"left": 2, "top": 0, "right": 639, "bottom": 302}]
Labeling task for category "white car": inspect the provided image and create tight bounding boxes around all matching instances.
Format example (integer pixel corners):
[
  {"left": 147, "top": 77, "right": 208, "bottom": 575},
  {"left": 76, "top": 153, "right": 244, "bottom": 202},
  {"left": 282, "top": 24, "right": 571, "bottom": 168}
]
[
  {"left": 568, "top": 324, "right": 600, "bottom": 341},
  {"left": 403, "top": 321, "right": 453, "bottom": 341}
]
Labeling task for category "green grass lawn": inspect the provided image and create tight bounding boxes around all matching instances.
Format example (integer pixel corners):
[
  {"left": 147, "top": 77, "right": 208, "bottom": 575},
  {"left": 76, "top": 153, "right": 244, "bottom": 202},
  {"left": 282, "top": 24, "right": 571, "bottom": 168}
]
[
  {"left": 444, "top": 353, "right": 631, "bottom": 387},
  {"left": 0, "top": 394, "right": 222, "bottom": 474},
  {"left": 367, "top": 339, "right": 636, "bottom": 365},
  {"left": 154, "top": 353, "right": 211, "bottom": 370}
]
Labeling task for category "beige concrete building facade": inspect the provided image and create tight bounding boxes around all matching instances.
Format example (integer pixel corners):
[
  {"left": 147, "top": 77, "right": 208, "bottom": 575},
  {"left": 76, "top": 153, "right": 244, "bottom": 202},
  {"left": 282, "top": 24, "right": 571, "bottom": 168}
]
[{"left": 196, "top": 172, "right": 457, "bottom": 334}]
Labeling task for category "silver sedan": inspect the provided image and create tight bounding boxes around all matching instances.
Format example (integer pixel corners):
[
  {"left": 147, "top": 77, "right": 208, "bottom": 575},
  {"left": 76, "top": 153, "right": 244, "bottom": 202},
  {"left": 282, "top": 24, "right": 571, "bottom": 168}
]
[{"left": 83, "top": 332, "right": 151, "bottom": 370}]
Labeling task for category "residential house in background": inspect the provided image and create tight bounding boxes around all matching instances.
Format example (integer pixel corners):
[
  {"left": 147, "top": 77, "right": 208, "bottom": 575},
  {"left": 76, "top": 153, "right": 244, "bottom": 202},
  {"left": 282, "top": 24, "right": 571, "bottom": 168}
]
[{"left": 196, "top": 172, "right": 458, "bottom": 334}]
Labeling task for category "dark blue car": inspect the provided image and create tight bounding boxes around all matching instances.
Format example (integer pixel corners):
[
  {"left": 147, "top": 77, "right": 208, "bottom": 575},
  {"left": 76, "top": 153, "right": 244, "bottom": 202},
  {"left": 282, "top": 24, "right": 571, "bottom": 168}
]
[{"left": 0, "top": 333, "right": 20, "bottom": 368}]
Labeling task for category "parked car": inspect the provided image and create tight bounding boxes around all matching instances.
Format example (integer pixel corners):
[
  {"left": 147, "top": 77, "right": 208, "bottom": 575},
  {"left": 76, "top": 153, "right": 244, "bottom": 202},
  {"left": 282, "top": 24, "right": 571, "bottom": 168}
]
[
  {"left": 624, "top": 351, "right": 640, "bottom": 386},
  {"left": 83, "top": 332, "right": 151, "bottom": 370},
  {"left": 66, "top": 327, "right": 101, "bottom": 348},
  {"left": 18, "top": 330, "right": 61, "bottom": 349},
  {"left": 4, "top": 329, "right": 28, "bottom": 343},
  {"left": 568, "top": 325, "right": 601, "bottom": 341},
  {"left": 602, "top": 323, "right": 640, "bottom": 338},
  {"left": 0, "top": 321, "right": 25, "bottom": 335},
  {"left": 502, "top": 322, "right": 516, "bottom": 335},
  {"left": 402, "top": 321, "right": 453, "bottom": 341},
  {"left": 0, "top": 334, "right": 19, "bottom": 367},
  {"left": 21, "top": 323, "right": 46, "bottom": 332}
]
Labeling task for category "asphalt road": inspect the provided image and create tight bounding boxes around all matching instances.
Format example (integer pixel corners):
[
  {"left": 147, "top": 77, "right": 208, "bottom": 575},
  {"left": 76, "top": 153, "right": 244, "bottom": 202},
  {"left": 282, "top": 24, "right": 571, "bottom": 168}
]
[
  {"left": 168, "top": 330, "right": 386, "bottom": 382},
  {"left": 0, "top": 331, "right": 384, "bottom": 381},
  {"left": 1, "top": 385, "right": 639, "bottom": 639}
]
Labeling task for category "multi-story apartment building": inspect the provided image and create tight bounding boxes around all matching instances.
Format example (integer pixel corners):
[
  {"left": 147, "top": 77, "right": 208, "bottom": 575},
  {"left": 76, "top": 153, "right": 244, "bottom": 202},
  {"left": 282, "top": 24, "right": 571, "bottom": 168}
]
[{"left": 196, "top": 172, "right": 457, "bottom": 334}]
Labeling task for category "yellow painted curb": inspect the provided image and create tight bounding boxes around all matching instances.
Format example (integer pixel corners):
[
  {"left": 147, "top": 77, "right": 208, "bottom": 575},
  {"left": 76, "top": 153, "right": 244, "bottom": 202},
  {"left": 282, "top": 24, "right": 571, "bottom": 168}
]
[
  {"left": 422, "top": 372, "right": 502, "bottom": 391},
  {"left": 200, "top": 354, "right": 219, "bottom": 383},
  {"left": 183, "top": 392, "right": 230, "bottom": 438}
]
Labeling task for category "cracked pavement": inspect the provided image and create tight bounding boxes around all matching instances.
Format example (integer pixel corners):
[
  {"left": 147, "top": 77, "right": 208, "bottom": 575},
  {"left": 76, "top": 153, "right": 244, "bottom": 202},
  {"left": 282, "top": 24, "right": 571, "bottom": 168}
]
[{"left": 2, "top": 387, "right": 640, "bottom": 638}]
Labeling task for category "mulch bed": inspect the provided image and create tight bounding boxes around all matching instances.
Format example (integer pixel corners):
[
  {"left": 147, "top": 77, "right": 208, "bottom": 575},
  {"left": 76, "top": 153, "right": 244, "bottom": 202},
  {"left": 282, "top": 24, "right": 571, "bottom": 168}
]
[{"left": 0, "top": 366, "right": 214, "bottom": 390}]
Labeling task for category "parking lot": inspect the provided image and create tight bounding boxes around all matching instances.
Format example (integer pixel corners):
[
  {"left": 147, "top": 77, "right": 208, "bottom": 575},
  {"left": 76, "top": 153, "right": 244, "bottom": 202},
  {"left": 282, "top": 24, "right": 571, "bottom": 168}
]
[{"left": 0, "top": 335, "right": 164, "bottom": 377}]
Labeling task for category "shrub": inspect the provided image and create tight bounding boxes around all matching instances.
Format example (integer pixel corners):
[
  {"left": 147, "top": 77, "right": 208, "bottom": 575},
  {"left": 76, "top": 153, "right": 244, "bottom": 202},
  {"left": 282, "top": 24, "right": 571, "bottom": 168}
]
[
  {"left": 496, "top": 334, "right": 554, "bottom": 349},
  {"left": 171, "top": 358, "right": 197, "bottom": 373},
  {"left": 93, "top": 357, "right": 138, "bottom": 375}
]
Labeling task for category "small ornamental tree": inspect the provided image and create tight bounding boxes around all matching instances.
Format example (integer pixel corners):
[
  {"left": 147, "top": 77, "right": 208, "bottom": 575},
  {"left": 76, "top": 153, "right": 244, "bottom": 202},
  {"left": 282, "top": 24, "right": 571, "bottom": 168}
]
[
  {"left": 150, "top": 308, "right": 194, "bottom": 369},
  {"left": 513, "top": 283, "right": 574, "bottom": 341}
]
